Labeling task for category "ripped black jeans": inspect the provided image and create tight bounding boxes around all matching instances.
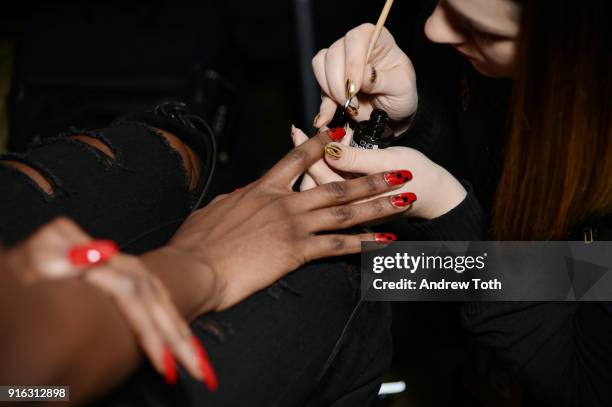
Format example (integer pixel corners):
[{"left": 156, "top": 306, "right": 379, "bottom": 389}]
[{"left": 0, "top": 112, "right": 392, "bottom": 406}]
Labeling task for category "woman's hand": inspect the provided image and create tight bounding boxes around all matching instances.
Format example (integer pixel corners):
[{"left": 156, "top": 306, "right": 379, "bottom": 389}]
[
  {"left": 6, "top": 218, "right": 214, "bottom": 388},
  {"left": 291, "top": 127, "right": 466, "bottom": 221},
  {"left": 313, "top": 23, "right": 417, "bottom": 127},
  {"left": 165, "top": 128, "right": 416, "bottom": 311}
]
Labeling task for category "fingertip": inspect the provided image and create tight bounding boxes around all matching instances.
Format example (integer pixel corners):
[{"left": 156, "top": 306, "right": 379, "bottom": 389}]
[
  {"left": 163, "top": 345, "right": 178, "bottom": 385},
  {"left": 68, "top": 240, "right": 118, "bottom": 267},
  {"left": 317, "top": 98, "right": 337, "bottom": 128},
  {"left": 324, "top": 142, "right": 351, "bottom": 171},
  {"left": 293, "top": 126, "right": 309, "bottom": 144},
  {"left": 340, "top": 126, "right": 353, "bottom": 146}
]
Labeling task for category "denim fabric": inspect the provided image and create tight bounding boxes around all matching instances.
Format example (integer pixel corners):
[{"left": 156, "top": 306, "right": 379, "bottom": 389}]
[{"left": 0, "top": 116, "right": 392, "bottom": 406}]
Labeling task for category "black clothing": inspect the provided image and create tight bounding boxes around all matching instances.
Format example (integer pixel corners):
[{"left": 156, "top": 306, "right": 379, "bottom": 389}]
[
  {"left": 393, "top": 22, "right": 612, "bottom": 405},
  {"left": 412, "top": 184, "right": 612, "bottom": 407},
  {"left": 0, "top": 111, "right": 392, "bottom": 406}
]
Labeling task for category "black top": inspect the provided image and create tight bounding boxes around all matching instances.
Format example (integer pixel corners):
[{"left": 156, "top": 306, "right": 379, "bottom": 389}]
[
  {"left": 413, "top": 185, "right": 612, "bottom": 406},
  {"left": 389, "top": 6, "right": 612, "bottom": 404}
]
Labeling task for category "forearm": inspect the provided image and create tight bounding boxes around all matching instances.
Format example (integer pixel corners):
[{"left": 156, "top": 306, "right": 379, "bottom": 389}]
[{"left": 0, "top": 271, "right": 141, "bottom": 404}]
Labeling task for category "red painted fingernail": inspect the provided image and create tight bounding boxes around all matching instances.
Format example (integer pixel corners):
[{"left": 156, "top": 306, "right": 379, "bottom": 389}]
[
  {"left": 390, "top": 192, "right": 417, "bottom": 208},
  {"left": 68, "top": 240, "right": 118, "bottom": 266},
  {"left": 384, "top": 170, "right": 413, "bottom": 186},
  {"left": 329, "top": 127, "right": 346, "bottom": 142},
  {"left": 192, "top": 337, "right": 218, "bottom": 392},
  {"left": 375, "top": 233, "right": 397, "bottom": 243},
  {"left": 163, "top": 345, "right": 178, "bottom": 385}
]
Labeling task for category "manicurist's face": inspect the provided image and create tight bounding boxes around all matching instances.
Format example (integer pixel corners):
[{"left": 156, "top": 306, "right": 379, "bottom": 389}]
[{"left": 424, "top": 0, "right": 521, "bottom": 78}]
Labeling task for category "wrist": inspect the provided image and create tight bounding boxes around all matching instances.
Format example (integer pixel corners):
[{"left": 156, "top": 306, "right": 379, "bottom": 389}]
[
  {"left": 140, "top": 246, "right": 225, "bottom": 320},
  {"left": 433, "top": 167, "right": 467, "bottom": 219},
  {"left": 417, "top": 166, "right": 467, "bottom": 221}
]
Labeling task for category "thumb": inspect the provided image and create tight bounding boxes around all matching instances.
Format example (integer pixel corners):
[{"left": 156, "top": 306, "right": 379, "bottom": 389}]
[{"left": 323, "top": 143, "right": 388, "bottom": 174}]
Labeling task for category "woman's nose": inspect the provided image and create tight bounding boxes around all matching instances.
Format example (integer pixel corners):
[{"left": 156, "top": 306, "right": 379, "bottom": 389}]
[{"left": 424, "top": 3, "right": 466, "bottom": 45}]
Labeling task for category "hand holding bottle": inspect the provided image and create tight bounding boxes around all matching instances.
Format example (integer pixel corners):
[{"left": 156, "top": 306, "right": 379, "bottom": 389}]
[{"left": 291, "top": 128, "right": 466, "bottom": 221}]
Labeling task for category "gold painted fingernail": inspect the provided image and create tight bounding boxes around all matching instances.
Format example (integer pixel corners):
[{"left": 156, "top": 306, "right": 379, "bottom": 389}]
[
  {"left": 313, "top": 113, "right": 320, "bottom": 128},
  {"left": 346, "top": 105, "right": 359, "bottom": 117},
  {"left": 345, "top": 79, "right": 357, "bottom": 99},
  {"left": 370, "top": 65, "right": 377, "bottom": 83},
  {"left": 325, "top": 144, "right": 343, "bottom": 160}
]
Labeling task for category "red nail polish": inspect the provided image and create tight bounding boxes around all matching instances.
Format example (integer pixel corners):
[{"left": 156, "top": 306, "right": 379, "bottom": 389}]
[
  {"left": 375, "top": 233, "right": 397, "bottom": 243},
  {"left": 68, "top": 240, "right": 118, "bottom": 266},
  {"left": 192, "top": 337, "right": 218, "bottom": 392},
  {"left": 390, "top": 192, "right": 417, "bottom": 208},
  {"left": 163, "top": 345, "right": 178, "bottom": 385},
  {"left": 384, "top": 170, "right": 413, "bottom": 186},
  {"left": 329, "top": 127, "right": 346, "bottom": 142}
]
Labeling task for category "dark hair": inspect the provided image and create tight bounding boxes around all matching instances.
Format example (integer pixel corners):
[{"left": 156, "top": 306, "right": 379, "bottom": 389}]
[{"left": 491, "top": 0, "right": 612, "bottom": 240}]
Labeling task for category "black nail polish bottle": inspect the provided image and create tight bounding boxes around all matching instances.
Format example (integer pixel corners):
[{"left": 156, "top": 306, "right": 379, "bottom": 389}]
[{"left": 350, "top": 109, "right": 394, "bottom": 150}]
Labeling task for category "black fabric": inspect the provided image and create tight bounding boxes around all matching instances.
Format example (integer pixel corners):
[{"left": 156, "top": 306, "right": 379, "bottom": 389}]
[
  {"left": 411, "top": 182, "right": 487, "bottom": 241},
  {"left": 405, "top": 99, "right": 612, "bottom": 406},
  {"left": 97, "top": 260, "right": 391, "bottom": 407},
  {"left": 0, "top": 115, "right": 392, "bottom": 406},
  {"left": 387, "top": 6, "right": 612, "bottom": 403},
  {"left": 0, "top": 121, "right": 192, "bottom": 249},
  {"left": 412, "top": 183, "right": 612, "bottom": 406}
]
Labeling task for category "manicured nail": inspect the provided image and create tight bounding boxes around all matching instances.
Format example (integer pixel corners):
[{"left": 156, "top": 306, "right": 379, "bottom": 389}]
[
  {"left": 345, "top": 78, "right": 357, "bottom": 99},
  {"left": 346, "top": 104, "right": 359, "bottom": 117},
  {"left": 375, "top": 233, "right": 397, "bottom": 243},
  {"left": 329, "top": 127, "right": 346, "bottom": 142},
  {"left": 163, "top": 345, "right": 178, "bottom": 385},
  {"left": 68, "top": 240, "right": 118, "bottom": 266},
  {"left": 390, "top": 192, "right": 417, "bottom": 208},
  {"left": 325, "top": 144, "right": 343, "bottom": 160},
  {"left": 192, "top": 337, "right": 218, "bottom": 392},
  {"left": 384, "top": 170, "right": 413, "bottom": 186},
  {"left": 313, "top": 113, "right": 320, "bottom": 128}
]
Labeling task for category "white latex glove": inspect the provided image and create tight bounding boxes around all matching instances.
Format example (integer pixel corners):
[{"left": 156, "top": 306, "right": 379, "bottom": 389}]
[
  {"left": 291, "top": 127, "right": 466, "bottom": 221},
  {"left": 312, "top": 23, "right": 418, "bottom": 127}
]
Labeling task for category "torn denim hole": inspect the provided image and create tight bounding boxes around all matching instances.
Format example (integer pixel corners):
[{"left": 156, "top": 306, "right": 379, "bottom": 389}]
[
  {"left": 0, "top": 153, "right": 65, "bottom": 200},
  {"left": 112, "top": 119, "right": 193, "bottom": 191},
  {"left": 193, "top": 317, "right": 234, "bottom": 344},
  {"left": 56, "top": 127, "right": 126, "bottom": 169},
  {"left": 266, "top": 280, "right": 302, "bottom": 299}
]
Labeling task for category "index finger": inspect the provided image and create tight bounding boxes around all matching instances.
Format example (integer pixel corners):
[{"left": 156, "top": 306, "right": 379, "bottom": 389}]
[
  {"left": 263, "top": 129, "right": 334, "bottom": 188},
  {"left": 344, "top": 23, "right": 375, "bottom": 93}
]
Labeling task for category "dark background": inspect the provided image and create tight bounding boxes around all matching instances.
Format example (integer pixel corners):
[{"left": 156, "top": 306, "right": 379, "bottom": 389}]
[{"left": 0, "top": 1, "right": 424, "bottom": 189}]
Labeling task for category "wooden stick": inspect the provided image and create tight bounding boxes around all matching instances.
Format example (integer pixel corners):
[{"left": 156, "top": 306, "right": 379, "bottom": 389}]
[{"left": 365, "top": 0, "right": 395, "bottom": 62}]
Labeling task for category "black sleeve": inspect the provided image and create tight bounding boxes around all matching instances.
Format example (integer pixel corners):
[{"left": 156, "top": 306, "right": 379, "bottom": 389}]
[
  {"left": 410, "top": 181, "right": 488, "bottom": 241},
  {"left": 462, "top": 301, "right": 612, "bottom": 407},
  {"left": 409, "top": 183, "right": 612, "bottom": 406}
]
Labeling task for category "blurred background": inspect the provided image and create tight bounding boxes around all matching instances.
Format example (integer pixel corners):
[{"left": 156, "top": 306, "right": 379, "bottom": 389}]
[
  {"left": 0, "top": 1, "right": 425, "bottom": 191},
  {"left": 0, "top": 2, "right": 483, "bottom": 406}
]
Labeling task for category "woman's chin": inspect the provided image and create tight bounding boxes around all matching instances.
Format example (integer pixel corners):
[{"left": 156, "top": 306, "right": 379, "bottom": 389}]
[{"left": 470, "top": 60, "right": 514, "bottom": 79}]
